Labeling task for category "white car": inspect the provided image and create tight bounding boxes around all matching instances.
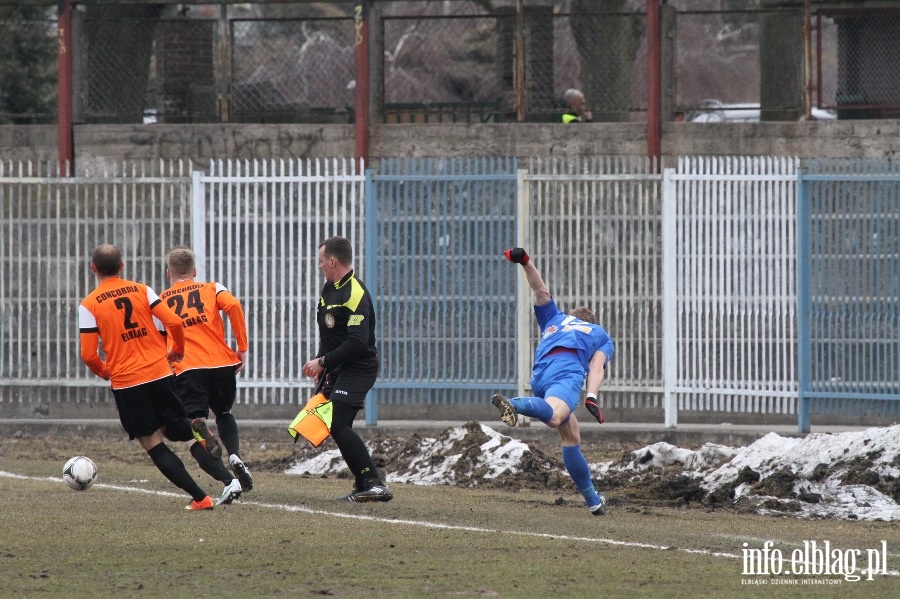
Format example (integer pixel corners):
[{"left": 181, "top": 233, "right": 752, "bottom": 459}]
[{"left": 688, "top": 99, "right": 836, "bottom": 122}]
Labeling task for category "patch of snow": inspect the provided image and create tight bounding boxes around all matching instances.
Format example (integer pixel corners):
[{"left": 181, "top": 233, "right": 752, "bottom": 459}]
[
  {"left": 285, "top": 422, "right": 900, "bottom": 521},
  {"left": 286, "top": 423, "right": 532, "bottom": 486},
  {"left": 621, "top": 441, "right": 738, "bottom": 471}
]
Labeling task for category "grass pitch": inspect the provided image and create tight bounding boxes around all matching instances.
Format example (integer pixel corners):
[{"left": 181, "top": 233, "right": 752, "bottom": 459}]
[{"left": 1, "top": 433, "right": 898, "bottom": 598}]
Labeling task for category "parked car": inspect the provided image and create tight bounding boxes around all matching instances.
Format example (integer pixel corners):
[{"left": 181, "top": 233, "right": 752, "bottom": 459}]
[{"left": 687, "top": 99, "right": 836, "bottom": 122}]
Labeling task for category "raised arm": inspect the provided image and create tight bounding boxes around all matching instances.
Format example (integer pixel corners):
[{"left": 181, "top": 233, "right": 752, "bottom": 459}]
[{"left": 503, "top": 247, "right": 551, "bottom": 306}]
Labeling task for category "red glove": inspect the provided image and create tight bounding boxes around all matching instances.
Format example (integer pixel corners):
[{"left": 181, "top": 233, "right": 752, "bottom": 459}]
[
  {"left": 503, "top": 247, "right": 530, "bottom": 265},
  {"left": 585, "top": 395, "right": 605, "bottom": 424}
]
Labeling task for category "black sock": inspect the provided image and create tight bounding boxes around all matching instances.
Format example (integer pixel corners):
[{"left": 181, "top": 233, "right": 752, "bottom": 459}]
[
  {"left": 147, "top": 443, "right": 206, "bottom": 501},
  {"left": 215, "top": 412, "right": 240, "bottom": 457},
  {"left": 331, "top": 425, "right": 380, "bottom": 483},
  {"left": 190, "top": 442, "right": 233, "bottom": 484}
]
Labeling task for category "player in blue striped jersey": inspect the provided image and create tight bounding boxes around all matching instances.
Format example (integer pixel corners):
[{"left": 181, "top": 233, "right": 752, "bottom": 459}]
[{"left": 492, "top": 247, "right": 614, "bottom": 516}]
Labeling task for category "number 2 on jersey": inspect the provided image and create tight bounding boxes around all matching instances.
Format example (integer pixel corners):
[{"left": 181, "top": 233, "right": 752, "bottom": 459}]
[{"left": 114, "top": 297, "right": 138, "bottom": 330}]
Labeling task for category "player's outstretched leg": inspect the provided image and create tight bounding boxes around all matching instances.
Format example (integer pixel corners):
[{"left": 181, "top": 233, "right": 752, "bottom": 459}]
[
  {"left": 491, "top": 394, "right": 518, "bottom": 427},
  {"left": 146, "top": 442, "right": 213, "bottom": 510},
  {"left": 216, "top": 411, "right": 254, "bottom": 491},
  {"left": 509, "top": 396, "right": 554, "bottom": 424},
  {"left": 187, "top": 441, "right": 242, "bottom": 506}
]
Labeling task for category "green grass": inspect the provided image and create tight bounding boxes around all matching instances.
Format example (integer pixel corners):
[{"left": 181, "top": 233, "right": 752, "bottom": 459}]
[{"left": 1, "top": 435, "right": 898, "bottom": 598}]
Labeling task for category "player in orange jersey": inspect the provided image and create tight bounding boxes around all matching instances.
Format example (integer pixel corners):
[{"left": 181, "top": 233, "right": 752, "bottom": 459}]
[
  {"left": 79, "top": 244, "right": 221, "bottom": 510},
  {"left": 159, "top": 246, "right": 252, "bottom": 506}
]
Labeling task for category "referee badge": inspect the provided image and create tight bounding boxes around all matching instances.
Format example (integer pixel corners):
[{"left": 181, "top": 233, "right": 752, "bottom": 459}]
[{"left": 325, "top": 313, "right": 335, "bottom": 328}]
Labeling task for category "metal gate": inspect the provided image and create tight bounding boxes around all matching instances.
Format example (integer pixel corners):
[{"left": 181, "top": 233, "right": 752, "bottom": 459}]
[
  {"left": 366, "top": 158, "right": 519, "bottom": 422},
  {"left": 797, "top": 159, "right": 900, "bottom": 431},
  {"left": 662, "top": 157, "right": 800, "bottom": 428}
]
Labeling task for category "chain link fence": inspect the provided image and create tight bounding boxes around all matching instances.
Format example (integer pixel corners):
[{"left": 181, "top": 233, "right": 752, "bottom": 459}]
[
  {"left": 382, "top": 4, "right": 646, "bottom": 123},
  {"left": 382, "top": 12, "right": 507, "bottom": 123},
  {"left": 0, "top": 6, "right": 57, "bottom": 124},
  {"left": 82, "top": 15, "right": 215, "bottom": 123},
  {"left": 814, "top": 7, "right": 900, "bottom": 119},
  {"left": 231, "top": 17, "right": 356, "bottom": 123},
  {"left": 0, "top": 1, "right": 898, "bottom": 125},
  {"left": 674, "top": 9, "right": 762, "bottom": 113}
]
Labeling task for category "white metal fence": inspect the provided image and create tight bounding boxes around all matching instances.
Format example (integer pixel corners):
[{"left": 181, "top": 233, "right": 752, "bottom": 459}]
[
  {"left": 663, "top": 157, "right": 799, "bottom": 427},
  {"left": 0, "top": 160, "right": 194, "bottom": 407},
  {"left": 523, "top": 157, "right": 664, "bottom": 412},
  {"left": 0, "top": 158, "right": 364, "bottom": 412},
  {"left": 2, "top": 156, "right": 896, "bottom": 427},
  {"left": 524, "top": 156, "right": 801, "bottom": 426},
  {"left": 198, "top": 159, "right": 366, "bottom": 406}
]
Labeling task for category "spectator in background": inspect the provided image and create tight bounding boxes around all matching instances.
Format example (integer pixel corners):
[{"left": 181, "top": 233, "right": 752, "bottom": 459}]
[{"left": 562, "top": 88, "right": 592, "bottom": 123}]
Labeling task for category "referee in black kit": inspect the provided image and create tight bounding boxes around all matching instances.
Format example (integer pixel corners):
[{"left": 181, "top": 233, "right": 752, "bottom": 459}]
[{"left": 301, "top": 236, "right": 393, "bottom": 502}]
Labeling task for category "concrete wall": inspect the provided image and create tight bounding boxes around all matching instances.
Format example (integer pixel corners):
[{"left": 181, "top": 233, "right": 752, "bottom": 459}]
[{"left": 2, "top": 120, "right": 899, "bottom": 173}]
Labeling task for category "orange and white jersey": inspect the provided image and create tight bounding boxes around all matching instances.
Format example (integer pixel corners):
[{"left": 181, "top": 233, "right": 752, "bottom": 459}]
[
  {"left": 158, "top": 280, "right": 249, "bottom": 374},
  {"left": 79, "top": 277, "right": 184, "bottom": 389}
]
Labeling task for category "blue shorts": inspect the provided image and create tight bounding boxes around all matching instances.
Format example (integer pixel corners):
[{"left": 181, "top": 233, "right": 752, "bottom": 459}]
[{"left": 530, "top": 351, "right": 585, "bottom": 412}]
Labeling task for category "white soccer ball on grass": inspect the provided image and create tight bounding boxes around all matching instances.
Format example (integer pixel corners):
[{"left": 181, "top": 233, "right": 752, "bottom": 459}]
[{"left": 62, "top": 456, "right": 98, "bottom": 491}]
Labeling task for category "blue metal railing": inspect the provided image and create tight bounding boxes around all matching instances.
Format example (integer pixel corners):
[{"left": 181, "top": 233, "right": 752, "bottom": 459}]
[
  {"left": 364, "top": 158, "right": 520, "bottom": 424},
  {"left": 797, "top": 159, "right": 900, "bottom": 432}
]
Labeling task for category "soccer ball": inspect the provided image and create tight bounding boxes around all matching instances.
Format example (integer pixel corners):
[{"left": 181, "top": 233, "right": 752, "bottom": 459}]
[{"left": 63, "top": 456, "right": 98, "bottom": 491}]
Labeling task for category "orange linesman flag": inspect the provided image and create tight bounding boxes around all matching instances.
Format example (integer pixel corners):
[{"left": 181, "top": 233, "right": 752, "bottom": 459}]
[{"left": 288, "top": 393, "right": 333, "bottom": 447}]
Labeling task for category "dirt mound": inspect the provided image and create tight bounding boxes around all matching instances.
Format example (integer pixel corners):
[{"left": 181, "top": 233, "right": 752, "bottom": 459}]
[{"left": 284, "top": 421, "right": 900, "bottom": 521}]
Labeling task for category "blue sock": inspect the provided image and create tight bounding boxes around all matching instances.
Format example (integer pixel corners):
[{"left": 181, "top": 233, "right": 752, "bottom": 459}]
[
  {"left": 510, "top": 396, "right": 553, "bottom": 424},
  {"left": 562, "top": 445, "right": 600, "bottom": 508}
]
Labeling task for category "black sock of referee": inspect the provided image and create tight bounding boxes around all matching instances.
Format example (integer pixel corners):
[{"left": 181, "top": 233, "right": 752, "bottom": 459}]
[
  {"left": 147, "top": 443, "right": 207, "bottom": 501},
  {"left": 190, "top": 442, "right": 233, "bottom": 484},
  {"left": 331, "top": 426, "right": 381, "bottom": 484},
  {"left": 330, "top": 400, "right": 383, "bottom": 485}
]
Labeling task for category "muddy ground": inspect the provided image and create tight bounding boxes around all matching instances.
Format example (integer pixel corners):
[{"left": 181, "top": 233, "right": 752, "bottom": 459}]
[
  {"left": 270, "top": 421, "right": 750, "bottom": 512},
  {"left": 8, "top": 420, "right": 898, "bottom": 518}
]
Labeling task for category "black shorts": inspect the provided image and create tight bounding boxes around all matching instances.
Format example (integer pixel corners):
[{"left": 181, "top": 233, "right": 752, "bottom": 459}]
[
  {"left": 322, "top": 370, "right": 375, "bottom": 409},
  {"left": 112, "top": 376, "right": 187, "bottom": 440},
  {"left": 174, "top": 366, "right": 237, "bottom": 419}
]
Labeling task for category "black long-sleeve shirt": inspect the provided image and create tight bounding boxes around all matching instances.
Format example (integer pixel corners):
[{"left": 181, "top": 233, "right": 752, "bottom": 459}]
[{"left": 316, "top": 270, "right": 379, "bottom": 390}]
